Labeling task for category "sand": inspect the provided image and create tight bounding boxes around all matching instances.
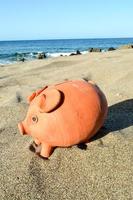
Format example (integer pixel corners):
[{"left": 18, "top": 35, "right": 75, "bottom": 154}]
[{"left": 0, "top": 49, "right": 133, "bottom": 200}]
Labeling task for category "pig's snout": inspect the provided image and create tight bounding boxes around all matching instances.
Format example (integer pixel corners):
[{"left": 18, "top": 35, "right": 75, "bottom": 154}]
[{"left": 18, "top": 122, "right": 27, "bottom": 135}]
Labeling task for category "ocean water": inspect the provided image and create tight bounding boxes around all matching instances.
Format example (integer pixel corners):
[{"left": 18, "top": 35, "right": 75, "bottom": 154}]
[{"left": 0, "top": 38, "right": 133, "bottom": 64}]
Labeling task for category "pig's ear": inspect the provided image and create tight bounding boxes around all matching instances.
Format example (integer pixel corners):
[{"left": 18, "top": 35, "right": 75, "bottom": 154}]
[
  {"left": 27, "top": 92, "right": 36, "bottom": 103},
  {"left": 27, "top": 86, "right": 48, "bottom": 103},
  {"left": 38, "top": 89, "right": 62, "bottom": 113}
]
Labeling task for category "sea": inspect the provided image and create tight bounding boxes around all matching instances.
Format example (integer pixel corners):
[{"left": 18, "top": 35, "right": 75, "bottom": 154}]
[{"left": 0, "top": 38, "right": 133, "bottom": 65}]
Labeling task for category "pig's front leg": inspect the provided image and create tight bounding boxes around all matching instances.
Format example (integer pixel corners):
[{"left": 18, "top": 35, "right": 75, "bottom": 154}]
[
  {"left": 33, "top": 138, "right": 42, "bottom": 154},
  {"left": 29, "top": 138, "right": 41, "bottom": 153},
  {"left": 40, "top": 143, "right": 54, "bottom": 158}
]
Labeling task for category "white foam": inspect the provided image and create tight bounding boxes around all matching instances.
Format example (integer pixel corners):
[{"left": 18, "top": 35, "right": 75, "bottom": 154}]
[
  {"left": 0, "top": 60, "right": 15, "bottom": 65},
  {"left": 81, "top": 50, "right": 88, "bottom": 55},
  {"left": 47, "top": 51, "right": 89, "bottom": 58},
  {"left": 47, "top": 52, "right": 72, "bottom": 58}
]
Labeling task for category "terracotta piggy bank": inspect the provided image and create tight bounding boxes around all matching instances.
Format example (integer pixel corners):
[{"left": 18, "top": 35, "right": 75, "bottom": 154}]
[{"left": 18, "top": 80, "right": 108, "bottom": 158}]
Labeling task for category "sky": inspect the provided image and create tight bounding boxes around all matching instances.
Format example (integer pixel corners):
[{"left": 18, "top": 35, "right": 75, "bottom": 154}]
[{"left": 0, "top": 0, "right": 133, "bottom": 40}]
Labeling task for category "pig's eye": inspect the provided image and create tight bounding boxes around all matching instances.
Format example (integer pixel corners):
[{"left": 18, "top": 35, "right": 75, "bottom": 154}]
[{"left": 31, "top": 115, "right": 38, "bottom": 123}]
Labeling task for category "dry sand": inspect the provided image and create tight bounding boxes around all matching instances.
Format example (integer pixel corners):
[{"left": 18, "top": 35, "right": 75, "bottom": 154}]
[{"left": 0, "top": 49, "right": 133, "bottom": 200}]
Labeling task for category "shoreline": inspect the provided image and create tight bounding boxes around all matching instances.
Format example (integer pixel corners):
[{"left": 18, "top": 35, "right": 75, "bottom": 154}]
[
  {"left": 0, "top": 46, "right": 133, "bottom": 67},
  {"left": 0, "top": 38, "right": 133, "bottom": 65}
]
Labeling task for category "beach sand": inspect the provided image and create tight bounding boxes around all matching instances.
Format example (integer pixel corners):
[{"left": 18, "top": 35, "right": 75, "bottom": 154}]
[{"left": 0, "top": 49, "right": 133, "bottom": 200}]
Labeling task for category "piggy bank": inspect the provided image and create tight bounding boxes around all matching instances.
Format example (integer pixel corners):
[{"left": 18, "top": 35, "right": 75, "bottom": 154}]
[{"left": 18, "top": 80, "right": 108, "bottom": 158}]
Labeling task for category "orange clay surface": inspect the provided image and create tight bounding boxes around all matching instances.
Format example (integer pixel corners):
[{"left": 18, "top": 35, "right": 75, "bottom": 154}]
[{"left": 18, "top": 80, "right": 108, "bottom": 158}]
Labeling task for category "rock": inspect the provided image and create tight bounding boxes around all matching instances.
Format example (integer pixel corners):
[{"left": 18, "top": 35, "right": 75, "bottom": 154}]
[
  {"left": 108, "top": 47, "right": 116, "bottom": 51},
  {"left": 70, "top": 53, "right": 76, "bottom": 56},
  {"left": 76, "top": 50, "right": 81, "bottom": 55},
  {"left": 17, "top": 57, "right": 25, "bottom": 62},
  {"left": 89, "top": 48, "right": 102, "bottom": 52},
  {"left": 20, "top": 58, "right": 25, "bottom": 62},
  {"left": 70, "top": 50, "right": 82, "bottom": 56},
  {"left": 37, "top": 52, "right": 46, "bottom": 59},
  {"left": 119, "top": 44, "right": 133, "bottom": 49}
]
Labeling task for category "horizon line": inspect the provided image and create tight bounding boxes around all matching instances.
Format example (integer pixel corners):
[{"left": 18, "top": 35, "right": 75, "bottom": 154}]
[{"left": 0, "top": 36, "right": 133, "bottom": 42}]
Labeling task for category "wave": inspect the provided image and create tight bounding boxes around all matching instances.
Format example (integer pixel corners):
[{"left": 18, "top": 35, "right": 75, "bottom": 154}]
[
  {"left": 0, "top": 52, "right": 37, "bottom": 63},
  {"left": 0, "top": 50, "right": 89, "bottom": 65}
]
